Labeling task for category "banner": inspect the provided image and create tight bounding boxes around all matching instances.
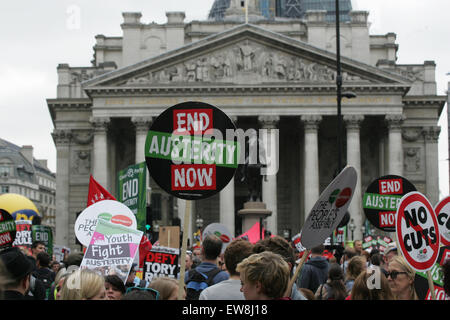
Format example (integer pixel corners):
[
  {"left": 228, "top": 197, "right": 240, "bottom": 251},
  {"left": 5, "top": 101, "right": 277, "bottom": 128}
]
[
  {"left": 80, "top": 218, "right": 143, "bottom": 284},
  {"left": 53, "top": 245, "right": 71, "bottom": 263},
  {"left": 87, "top": 174, "right": 116, "bottom": 207},
  {"left": 202, "top": 223, "right": 233, "bottom": 253},
  {"left": 434, "top": 196, "right": 450, "bottom": 246},
  {"left": 32, "top": 225, "right": 53, "bottom": 256},
  {"left": 143, "top": 245, "right": 179, "bottom": 282},
  {"left": 12, "top": 220, "right": 32, "bottom": 254},
  {"left": 0, "top": 209, "right": 16, "bottom": 250},
  {"left": 117, "top": 162, "right": 147, "bottom": 232}
]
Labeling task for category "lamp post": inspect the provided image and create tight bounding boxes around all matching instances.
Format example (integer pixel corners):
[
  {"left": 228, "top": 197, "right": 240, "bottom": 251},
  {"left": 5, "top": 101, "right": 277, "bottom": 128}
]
[{"left": 349, "top": 218, "right": 356, "bottom": 241}]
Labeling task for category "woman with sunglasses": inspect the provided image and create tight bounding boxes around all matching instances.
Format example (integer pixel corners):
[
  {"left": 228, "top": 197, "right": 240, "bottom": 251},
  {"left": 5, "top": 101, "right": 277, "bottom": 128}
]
[{"left": 387, "top": 255, "right": 418, "bottom": 300}]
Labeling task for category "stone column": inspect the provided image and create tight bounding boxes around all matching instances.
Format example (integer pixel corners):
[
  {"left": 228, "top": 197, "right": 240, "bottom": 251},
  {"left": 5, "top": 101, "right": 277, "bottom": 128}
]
[
  {"left": 423, "top": 126, "right": 440, "bottom": 204},
  {"left": 220, "top": 116, "right": 238, "bottom": 236},
  {"left": 385, "top": 115, "right": 405, "bottom": 176},
  {"left": 90, "top": 116, "right": 110, "bottom": 189},
  {"left": 132, "top": 116, "right": 152, "bottom": 163},
  {"left": 344, "top": 114, "right": 364, "bottom": 241},
  {"left": 258, "top": 115, "right": 279, "bottom": 234},
  {"left": 301, "top": 115, "right": 322, "bottom": 221},
  {"left": 51, "top": 129, "right": 72, "bottom": 247}
]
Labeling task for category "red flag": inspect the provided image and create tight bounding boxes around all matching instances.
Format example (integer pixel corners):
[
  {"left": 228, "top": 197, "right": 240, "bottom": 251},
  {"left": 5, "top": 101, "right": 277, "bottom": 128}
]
[
  {"left": 138, "top": 235, "right": 152, "bottom": 269},
  {"left": 87, "top": 174, "right": 116, "bottom": 207}
]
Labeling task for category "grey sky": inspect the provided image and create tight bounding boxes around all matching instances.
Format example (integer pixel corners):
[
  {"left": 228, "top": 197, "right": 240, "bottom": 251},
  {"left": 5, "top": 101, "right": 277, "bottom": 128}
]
[{"left": 0, "top": 0, "right": 449, "bottom": 195}]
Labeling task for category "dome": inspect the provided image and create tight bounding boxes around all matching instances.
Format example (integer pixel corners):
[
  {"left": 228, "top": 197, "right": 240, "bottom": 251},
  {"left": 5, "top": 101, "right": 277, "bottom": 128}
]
[{"left": 0, "top": 193, "right": 39, "bottom": 216}]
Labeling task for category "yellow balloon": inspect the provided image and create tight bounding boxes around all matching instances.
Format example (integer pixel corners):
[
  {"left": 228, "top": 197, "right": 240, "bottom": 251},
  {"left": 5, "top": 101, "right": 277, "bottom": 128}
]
[{"left": 0, "top": 193, "right": 39, "bottom": 215}]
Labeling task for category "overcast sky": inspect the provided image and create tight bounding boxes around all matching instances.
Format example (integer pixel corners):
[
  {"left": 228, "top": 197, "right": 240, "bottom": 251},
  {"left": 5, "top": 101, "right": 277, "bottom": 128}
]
[{"left": 0, "top": 0, "right": 449, "bottom": 196}]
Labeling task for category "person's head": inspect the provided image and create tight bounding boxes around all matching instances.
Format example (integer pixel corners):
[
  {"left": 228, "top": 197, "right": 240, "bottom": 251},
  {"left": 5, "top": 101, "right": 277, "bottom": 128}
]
[
  {"left": 351, "top": 267, "right": 394, "bottom": 300},
  {"left": 346, "top": 256, "right": 367, "bottom": 281},
  {"left": 341, "top": 246, "right": 357, "bottom": 264},
  {"left": 387, "top": 255, "right": 418, "bottom": 300},
  {"left": 149, "top": 277, "right": 184, "bottom": 300},
  {"left": 370, "top": 252, "right": 384, "bottom": 267},
  {"left": 51, "top": 261, "right": 61, "bottom": 273},
  {"left": 185, "top": 251, "right": 193, "bottom": 271},
  {"left": 0, "top": 247, "right": 34, "bottom": 295},
  {"left": 59, "top": 269, "right": 107, "bottom": 300},
  {"left": 31, "top": 241, "right": 46, "bottom": 258},
  {"left": 224, "top": 238, "right": 254, "bottom": 277},
  {"left": 353, "top": 240, "right": 363, "bottom": 254},
  {"left": 192, "top": 247, "right": 202, "bottom": 259},
  {"left": 237, "top": 251, "right": 290, "bottom": 300},
  {"left": 121, "top": 287, "right": 158, "bottom": 300},
  {"left": 383, "top": 242, "right": 398, "bottom": 267},
  {"left": 54, "top": 268, "right": 71, "bottom": 300},
  {"left": 311, "top": 244, "right": 325, "bottom": 256},
  {"left": 201, "top": 235, "right": 223, "bottom": 261},
  {"left": 64, "top": 252, "right": 84, "bottom": 268},
  {"left": 253, "top": 235, "right": 296, "bottom": 272},
  {"left": 104, "top": 274, "right": 126, "bottom": 300},
  {"left": 326, "top": 263, "right": 347, "bottom": 300},
  {"left": 36, "top": 252, "right": 51, "bottom": 269}
]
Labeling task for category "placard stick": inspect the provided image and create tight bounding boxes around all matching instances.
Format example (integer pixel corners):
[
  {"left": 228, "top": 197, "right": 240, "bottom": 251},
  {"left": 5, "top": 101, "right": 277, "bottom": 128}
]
[
  {"left": 178, "top": 200, "right": 191, "bottom": 300},
  {"left": 426, "top": 270, "right": 436, "bottom": 300},
  {"left": 286, "top": 249, "right": 310, "bottom": 296}
]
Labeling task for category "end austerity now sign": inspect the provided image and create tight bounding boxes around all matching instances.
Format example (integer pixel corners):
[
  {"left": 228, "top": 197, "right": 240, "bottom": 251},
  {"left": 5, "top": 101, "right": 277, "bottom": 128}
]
[{"left": 145, "top": 101, "right": 239, "bottom": 200}]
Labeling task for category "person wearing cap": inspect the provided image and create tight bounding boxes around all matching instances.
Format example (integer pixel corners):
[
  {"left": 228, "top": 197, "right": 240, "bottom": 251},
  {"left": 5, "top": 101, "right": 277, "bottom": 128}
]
[
  {"left": 383, "top": 242, "right": 398, "bottom": 269},
  {"left": 0, "top": 247, "right": 35, "bottom": 300}
]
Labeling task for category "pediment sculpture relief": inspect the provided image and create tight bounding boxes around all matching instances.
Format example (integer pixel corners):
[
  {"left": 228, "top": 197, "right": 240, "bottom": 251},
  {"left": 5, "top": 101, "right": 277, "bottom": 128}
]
[{"left": 124, "top": 40, "right": 364, "bottom": 85}]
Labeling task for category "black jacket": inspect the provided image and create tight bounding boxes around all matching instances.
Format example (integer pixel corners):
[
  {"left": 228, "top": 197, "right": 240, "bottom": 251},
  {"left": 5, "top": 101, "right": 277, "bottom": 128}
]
[{"left": 297, "top": 256, "right": 329, "bottom": 293}]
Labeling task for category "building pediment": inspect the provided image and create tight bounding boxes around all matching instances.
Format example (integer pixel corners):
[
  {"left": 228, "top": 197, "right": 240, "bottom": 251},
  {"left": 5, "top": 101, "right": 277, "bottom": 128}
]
[{"left": 83, "top": 24, "right": 411, "bottom": 92}]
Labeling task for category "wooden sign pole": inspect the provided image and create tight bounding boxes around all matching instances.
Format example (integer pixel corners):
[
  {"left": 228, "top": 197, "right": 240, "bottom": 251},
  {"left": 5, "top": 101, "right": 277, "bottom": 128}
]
[
  {"left": 178, "top": 200, "right": 191, "bottom": 300},
  {"left": 426, "top": 270, "right": 436, "bottom": 300},
  {"left": 286, "top": 249, "right": 310, "bottom": 296}
]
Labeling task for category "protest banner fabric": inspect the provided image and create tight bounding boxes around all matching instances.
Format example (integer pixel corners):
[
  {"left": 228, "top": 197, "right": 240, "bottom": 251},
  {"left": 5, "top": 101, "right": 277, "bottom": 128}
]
[
  {"left": 32, "top": 225, "right": 53, "bottom": 256},
  {"left": 0, "top": 209, "right": 16, "bottom": 249},
  {"left": 87, "top": 174, "right": 116, "bottom": 207},
  {"left": 80, "top": 218, "right": 143, "bottom": 284}
]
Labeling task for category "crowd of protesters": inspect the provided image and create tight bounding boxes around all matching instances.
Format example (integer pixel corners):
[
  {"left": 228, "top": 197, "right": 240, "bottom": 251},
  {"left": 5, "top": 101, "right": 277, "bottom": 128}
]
[{"left": 1, "top": 235, "right": 449, "bottom": 301}]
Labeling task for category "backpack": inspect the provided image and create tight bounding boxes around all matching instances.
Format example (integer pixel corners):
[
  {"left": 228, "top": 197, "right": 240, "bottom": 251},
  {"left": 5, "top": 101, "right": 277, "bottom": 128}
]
[{"left": 185, "top": 268, "right": 221, "bottom": 300}]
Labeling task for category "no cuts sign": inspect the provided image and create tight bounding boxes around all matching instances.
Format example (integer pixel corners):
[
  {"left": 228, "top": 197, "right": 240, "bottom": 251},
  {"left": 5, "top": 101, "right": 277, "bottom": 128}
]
[
  {"left": 396, "top": 192, "right": 440, "bottom": 272},
  {"left": 145, "top": 101, "right": 239, "bottom": 200},
  {"left": 434, "top": 196, "right": 450, "bottom": 246}
]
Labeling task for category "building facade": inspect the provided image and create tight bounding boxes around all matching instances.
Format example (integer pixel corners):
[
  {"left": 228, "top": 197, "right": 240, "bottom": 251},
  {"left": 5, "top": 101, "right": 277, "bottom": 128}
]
[
  {"left": 47, "top": 2, "right": 446, "bottom": 249},
  {"left": 0, "top": 139, "right": 56, "bottom": 229}
]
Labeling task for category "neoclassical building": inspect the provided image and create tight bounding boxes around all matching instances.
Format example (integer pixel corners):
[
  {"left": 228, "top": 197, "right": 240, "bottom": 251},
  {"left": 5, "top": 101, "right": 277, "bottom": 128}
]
[{"left": 47, "top": 1, "right": 446, "bottom": 249}]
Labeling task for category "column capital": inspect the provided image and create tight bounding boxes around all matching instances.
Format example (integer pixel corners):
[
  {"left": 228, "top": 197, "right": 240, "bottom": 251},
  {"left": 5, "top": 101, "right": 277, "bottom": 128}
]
[
  {"left": 258, "top": 115, "right": 279, "bottom": 129},
  {"left": 90, "top": 116, "right": 111, "bottom": 133},
  {"left": 301, "top": 115, "right": 322, "bottom": 131},
  {"left": 385, "top": 114, "right": 405, "bottom": 130},
  {"left": 423, "top": 126, "right": 440, "bottom": 142},
  {"left": 131, "top": 116, "right": 153, "bottom": 133},
  {"left": 344, "top": 114, "right": 364, "bottom": 130},
  {"left": 51, "top": 129, "right": 72, "bottom": 146}
]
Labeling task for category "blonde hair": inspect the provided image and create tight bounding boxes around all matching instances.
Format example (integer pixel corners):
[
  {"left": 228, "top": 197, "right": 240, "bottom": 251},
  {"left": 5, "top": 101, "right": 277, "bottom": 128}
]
[
  {"left": 351, "top": 267, "right": 395, "bottom": 300},
  {"left": 59, "top": 269, "right": 105, "bottom": 300},
  {"left": 389, "top": 255, "right": 418, "bottom": 300},
  {"left": 148, "top": 277, "right": 180, "bottom": 300},
  {"left": 346, "top": 256, "right": 366, "bottom": 281},
  {"left": 236, "top": 251, "right": 290, "bottom": 299}
]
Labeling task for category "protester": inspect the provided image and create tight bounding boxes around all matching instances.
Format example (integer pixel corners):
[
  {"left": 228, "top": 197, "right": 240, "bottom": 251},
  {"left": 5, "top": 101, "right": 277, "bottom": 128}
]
[
  {"left": 50, "top": 261, "right": 62, "bottom": 274},
  {"left": 31, "top": 241, "right": 46, "bottom": 260},
  {"left": 353, "top": 240, "right": 363, "bottom": 255},
  {"left": 315, "top": 263, "right": 347, "bottom": 300},
  {"left": 34, "top": 252, "right": 56, "bottom": 294},
  {"left": 63, "top": 252, "right": 84, "bottom": 268},
  {"left": 105, "top": 274, "right": 126, "bottom": 300},
  {"left": 340, "top": 246, "right": 357, "bottom": 275},
  {"left": 185, "top": 235, "right": 229, "bottom": 300},
  {"left": 297, "top": 244, "right": 329, "bottom": 294},
  {"left": 185, "top": 250, "right": 194, "bottom": 271},
  {"left": 369, "top": 251, "right": 388, "bottom": 276},
  {"left": 350, "top": 266, "right": 394, "bottom": 300},
  {"left": 344, "top": 255, "right": 367, "bottom": 295},
  {"left": 253, "top": 235, "right": 307, "bottom": 300},
  {"left": 387, "top": 255, "right": 418, "bottom": 300},
  {"left": 59, "top": 269, "right": 107, "bottom": 300},
  {"left": 237, "top": 251, "right": 291, "bottom": 300},
  {"left": 125, "top": 263, "right": 148, "bottom": 289},
  {"left": 0, "top": 247, "right": 34, "bottom": 300},
  {"left": 149, "top": 277, "right": 185, "bottom": 300},
  {"left": 383, "top": 242, "right": 398, "bottom": 269},
  {"left": 50, "top": 267, "right": 71, "bottom": 300},
  {"left": 121, "top": 287, "right": 158, "bottom": 300},
  {"left": 200, "top": 238, "right": 254, "bottom": 300}
]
